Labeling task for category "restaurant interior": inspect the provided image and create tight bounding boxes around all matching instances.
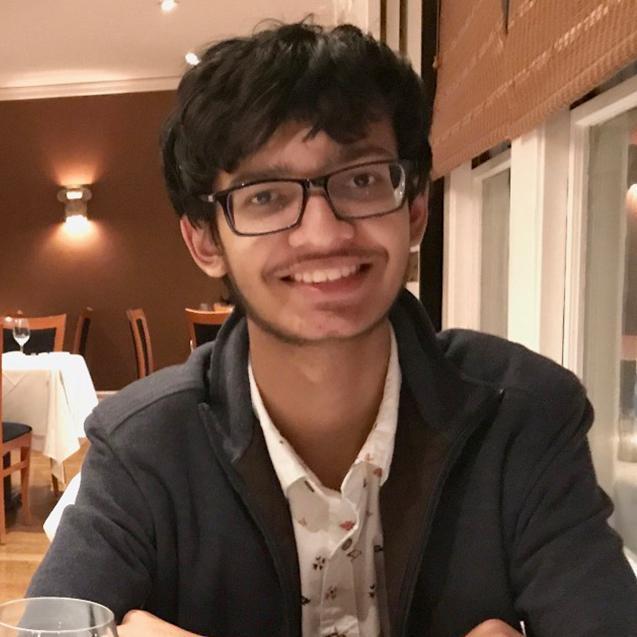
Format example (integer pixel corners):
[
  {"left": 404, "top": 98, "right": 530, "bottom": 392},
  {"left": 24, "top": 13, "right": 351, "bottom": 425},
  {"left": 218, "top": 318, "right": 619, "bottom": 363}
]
[{"left": 2, "top": 0, "right": 637, "bottom": 605}]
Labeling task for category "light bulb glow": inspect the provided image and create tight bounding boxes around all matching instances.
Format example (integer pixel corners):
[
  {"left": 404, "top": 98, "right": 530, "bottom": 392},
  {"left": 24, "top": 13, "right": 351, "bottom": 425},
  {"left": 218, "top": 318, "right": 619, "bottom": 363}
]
[
  {"left": 185, "top": 51, "right": 201, "bottom": 66},
  {"left": 64, "top": 213, "right": 90, "bottom": 235},
  {"left": 160, "top": 0, "right": 178, "bottom": 12},
  {"left": 65, "top": 189, "right": 84, "bottom": 200},
  {"left": 626, "top": 184, "right": 637, "bottom": 217}
]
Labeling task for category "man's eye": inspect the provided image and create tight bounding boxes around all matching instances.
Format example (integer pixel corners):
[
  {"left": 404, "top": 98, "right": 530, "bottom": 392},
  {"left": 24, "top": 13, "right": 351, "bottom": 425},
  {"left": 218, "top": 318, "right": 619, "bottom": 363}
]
[
  {"left": 350, "top": 172, "right": 377, "bottom": 188},
  {"left": 249, "top": 190, "right": 276, "bottom": 205}
]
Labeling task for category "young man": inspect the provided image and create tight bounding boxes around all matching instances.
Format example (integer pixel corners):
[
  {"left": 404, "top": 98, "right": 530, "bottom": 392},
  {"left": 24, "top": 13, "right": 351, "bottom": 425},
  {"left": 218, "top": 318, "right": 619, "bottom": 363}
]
[{"left": 28, "top": 21, "right": 637, "bottom": 637}]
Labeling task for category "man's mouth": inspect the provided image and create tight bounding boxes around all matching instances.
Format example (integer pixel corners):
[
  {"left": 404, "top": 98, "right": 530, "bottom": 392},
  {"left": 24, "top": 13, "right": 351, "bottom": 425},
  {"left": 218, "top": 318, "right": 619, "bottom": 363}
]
[
  {"left": 286, "top": 264, "right": 365, "bottom": 284},
  {"left": 273, "top": 253, "right": 377, "bottom": 289}
]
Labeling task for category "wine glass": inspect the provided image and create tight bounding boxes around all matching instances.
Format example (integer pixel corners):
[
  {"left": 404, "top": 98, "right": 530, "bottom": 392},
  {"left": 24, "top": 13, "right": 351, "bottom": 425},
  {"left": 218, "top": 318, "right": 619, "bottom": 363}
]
[
  {"left": 12, "top": 318, "right": 30, "bottom": 354},
  {"left": 0, "top": 597, "right": 118, "bottom": 636}
]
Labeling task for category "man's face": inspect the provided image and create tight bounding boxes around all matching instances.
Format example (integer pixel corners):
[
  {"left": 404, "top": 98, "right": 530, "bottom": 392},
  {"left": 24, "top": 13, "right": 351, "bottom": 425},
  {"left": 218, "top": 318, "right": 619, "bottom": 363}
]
[{"left": 185, "top": 117, "right": 426, "bottom": 345}]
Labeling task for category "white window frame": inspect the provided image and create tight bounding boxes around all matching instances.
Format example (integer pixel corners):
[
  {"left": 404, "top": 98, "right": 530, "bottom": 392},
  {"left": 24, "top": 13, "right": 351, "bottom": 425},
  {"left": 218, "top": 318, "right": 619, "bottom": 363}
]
[
  {"left": 507, "top": 110, "right": 571, "bottom": 360},
  {"left": 443, "top": 152, "right": 511, "bottom": 332},
  {"left": 562, "top": 74, "right": 637, "bottom": 496},
  {"left": 444, "top": 111, "right": 570, "bottom": 364},
  {"left": 564, "top": 74, "right": 637, "bottom": 376}
]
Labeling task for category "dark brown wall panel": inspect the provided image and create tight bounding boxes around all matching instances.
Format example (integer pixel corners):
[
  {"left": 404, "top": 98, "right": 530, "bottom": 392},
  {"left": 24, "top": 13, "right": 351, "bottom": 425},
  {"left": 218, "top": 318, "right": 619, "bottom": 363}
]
[{"left": 0, "top": 91, "right": 224, "bottom": 390}]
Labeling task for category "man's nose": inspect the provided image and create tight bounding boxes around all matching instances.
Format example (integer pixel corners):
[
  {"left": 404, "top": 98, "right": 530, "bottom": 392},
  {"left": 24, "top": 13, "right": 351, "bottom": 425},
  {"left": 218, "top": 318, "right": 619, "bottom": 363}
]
[{"left": 287, "top": 189, "right": 355, "bottom": 248}]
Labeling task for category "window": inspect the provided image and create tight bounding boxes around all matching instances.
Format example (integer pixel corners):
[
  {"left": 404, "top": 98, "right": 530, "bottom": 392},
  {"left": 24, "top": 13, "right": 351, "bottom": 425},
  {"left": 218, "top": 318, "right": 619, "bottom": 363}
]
[
  {"left": 582, "top": 106, "right": 637, "bottom": 554},
  {"left": 479, "top": 169, "right": 511, "bottom": 338}
]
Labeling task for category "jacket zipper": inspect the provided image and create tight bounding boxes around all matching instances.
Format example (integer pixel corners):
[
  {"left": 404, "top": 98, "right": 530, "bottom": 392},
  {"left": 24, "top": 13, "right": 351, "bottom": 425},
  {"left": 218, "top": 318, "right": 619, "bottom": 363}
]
[{"left": 396, "top": 389, "right": 505, "bottom": 637}]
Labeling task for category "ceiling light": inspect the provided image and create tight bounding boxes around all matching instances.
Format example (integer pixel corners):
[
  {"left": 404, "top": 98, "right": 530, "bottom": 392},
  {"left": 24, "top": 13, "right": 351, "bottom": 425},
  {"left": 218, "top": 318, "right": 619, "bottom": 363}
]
[
  {"left": 185, "top": 51, "right": 200, "bottom": 66},
  {"left": 160, "top": 0, "right": 178, "bottom": 13}
]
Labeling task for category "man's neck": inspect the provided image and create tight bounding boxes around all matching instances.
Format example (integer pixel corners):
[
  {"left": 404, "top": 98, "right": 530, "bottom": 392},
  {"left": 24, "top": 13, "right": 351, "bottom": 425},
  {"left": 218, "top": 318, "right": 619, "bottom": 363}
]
[{"left": 248, "top": 320, "right": 392, "bottom": 490}]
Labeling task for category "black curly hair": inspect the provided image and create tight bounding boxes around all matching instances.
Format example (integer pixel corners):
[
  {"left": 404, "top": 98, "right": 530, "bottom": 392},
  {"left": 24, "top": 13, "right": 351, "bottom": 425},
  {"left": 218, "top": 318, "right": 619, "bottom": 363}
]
[{"left": 161, "top": 20, "right": 433, "bottom": 227}]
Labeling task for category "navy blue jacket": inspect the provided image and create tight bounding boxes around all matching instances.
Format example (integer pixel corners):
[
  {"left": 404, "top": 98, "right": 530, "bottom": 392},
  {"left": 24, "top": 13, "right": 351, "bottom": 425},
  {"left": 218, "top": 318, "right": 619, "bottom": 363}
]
[{"left": 28, "top": 291, "right": 637, "bottom": 636}]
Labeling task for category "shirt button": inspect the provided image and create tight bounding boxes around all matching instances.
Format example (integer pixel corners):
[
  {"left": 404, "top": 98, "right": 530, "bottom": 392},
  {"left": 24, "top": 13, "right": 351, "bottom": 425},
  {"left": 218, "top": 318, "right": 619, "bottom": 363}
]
[{"left": 342, "top": 538, "right": 353, "bottom": 551}]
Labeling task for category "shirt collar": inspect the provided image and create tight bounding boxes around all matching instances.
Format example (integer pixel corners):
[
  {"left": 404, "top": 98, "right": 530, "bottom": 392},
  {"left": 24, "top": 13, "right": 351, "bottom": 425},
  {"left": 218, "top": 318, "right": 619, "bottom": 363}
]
[
  {"left": 248, "top": 325, "right": 401, "bottom": 494},
  {"left": 353, "top": 325, "right": 400, "bottom": 486}
]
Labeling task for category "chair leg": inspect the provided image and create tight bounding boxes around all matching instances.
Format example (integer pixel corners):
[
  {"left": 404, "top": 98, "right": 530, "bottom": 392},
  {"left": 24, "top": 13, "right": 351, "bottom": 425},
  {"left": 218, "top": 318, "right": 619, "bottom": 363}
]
[
  {"left": 1, "top": 453, "right": 8, "bottom": 545},
  {"left": 0, "top": 476, "right": 6, "bottom": 545},
  {"left": 50, "top": 458, "right": 63, "bottom": 497},
  {"left": 51, "top": 474, "right": 60, "bottom": 498},
  {"left": 20, "top": 447, "right": 32, "bottom": 526}
]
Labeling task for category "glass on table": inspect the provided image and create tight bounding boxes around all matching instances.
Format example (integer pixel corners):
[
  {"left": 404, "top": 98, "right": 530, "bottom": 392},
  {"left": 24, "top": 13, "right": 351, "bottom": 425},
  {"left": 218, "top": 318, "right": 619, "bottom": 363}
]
[
  {"left": 12, "top": 318, "right": 30, "bottom": 354},
  {"left": 0, "top": 597, "right": 118, "bottom": 636}
]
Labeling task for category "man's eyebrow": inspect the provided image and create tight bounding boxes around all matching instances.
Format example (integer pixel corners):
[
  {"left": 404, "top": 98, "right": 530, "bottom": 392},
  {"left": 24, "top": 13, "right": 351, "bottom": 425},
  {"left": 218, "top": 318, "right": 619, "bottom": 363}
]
[
  {"left": 227, "top": 164, "right": 294, "bottom": 188},
  {"left": 337, "top": 144, "right": 395, "bottom": 162}
]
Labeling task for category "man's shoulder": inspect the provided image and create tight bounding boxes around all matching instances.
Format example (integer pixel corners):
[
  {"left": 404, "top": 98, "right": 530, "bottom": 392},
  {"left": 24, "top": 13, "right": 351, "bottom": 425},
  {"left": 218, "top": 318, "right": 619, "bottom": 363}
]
[
  {"left": 88, "top": 344, "right": 215, "bottom": 439},
  {"left": 436, "top": 328, "right": 586, "bottom": 417}
]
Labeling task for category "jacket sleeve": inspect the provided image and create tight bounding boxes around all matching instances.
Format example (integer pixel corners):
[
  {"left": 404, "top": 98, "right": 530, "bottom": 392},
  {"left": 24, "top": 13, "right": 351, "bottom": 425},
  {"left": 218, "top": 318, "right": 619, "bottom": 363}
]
[
  {"left": 27, "top": 410, "right": 156, "bottom": 623},
  {"left": 508, "top": 391, "right": 637, "bottom": 636}
]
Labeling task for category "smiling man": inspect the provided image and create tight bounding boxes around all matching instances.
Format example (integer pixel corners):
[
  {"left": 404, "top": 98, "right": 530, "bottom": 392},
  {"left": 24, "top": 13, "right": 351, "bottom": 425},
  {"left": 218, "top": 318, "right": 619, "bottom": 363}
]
[{"left": 28, "top": 21, "right": 637, "bottom": 637}]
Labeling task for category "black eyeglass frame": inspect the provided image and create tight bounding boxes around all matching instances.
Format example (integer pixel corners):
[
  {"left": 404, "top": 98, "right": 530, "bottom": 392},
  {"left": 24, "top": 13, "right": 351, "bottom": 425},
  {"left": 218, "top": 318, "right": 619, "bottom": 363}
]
[{"left": 198, "top": 158, "right": 414, "bottom": 237}]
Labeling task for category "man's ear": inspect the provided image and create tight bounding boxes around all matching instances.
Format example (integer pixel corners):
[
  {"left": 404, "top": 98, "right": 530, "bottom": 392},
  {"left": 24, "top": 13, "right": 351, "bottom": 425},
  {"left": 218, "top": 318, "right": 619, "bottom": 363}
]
[
  {"left": 408, "top": 186, "right": 429, "bottom": 248},
  {"left": 179, "top": 216, "right": 227, "bottom": 278}
]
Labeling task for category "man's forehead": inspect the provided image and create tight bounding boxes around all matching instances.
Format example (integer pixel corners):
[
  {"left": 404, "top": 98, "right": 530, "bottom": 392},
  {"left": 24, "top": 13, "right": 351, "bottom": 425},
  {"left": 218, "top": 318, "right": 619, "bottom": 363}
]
[{"left": 230, "top": 118, "right": 397, "bottom": 173}]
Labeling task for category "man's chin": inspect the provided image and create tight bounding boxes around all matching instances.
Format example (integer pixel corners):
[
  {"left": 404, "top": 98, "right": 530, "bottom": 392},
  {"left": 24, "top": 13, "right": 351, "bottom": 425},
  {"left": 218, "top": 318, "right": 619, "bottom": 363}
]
[
  {"left": 226, "top": 271, "right": 401, "bottom": 346},
  {"left": 246, "top": 309, "right": 391, "bottom": 347}
]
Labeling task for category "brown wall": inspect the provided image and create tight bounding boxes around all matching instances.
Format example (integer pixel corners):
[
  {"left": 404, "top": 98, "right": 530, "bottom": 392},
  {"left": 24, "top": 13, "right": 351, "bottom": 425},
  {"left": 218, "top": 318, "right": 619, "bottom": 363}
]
[{"left": 0, "top": 91, "right": 224, "bottom": 390}]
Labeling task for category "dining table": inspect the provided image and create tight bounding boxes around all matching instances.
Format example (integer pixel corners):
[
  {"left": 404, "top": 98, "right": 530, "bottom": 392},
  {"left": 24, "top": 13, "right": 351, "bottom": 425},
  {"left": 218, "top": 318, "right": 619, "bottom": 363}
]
[{"left": 2, "top": 351, "right": 98, "bottom": 483}]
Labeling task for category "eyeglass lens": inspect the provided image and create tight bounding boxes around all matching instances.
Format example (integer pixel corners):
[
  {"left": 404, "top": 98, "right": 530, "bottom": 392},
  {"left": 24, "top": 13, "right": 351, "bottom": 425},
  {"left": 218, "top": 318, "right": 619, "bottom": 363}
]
[{"left": 228, "top": 161, "right": 406, "bottom": 235}]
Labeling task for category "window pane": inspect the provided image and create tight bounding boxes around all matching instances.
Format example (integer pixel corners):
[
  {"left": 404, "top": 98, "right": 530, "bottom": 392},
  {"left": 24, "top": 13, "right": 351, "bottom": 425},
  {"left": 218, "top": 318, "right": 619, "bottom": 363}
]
[
  {"left": 480, "top": 169, "right": 510, "bottom": 338},
  {"left": 584, "top": 107, "right": 637, "bottom": 555}
]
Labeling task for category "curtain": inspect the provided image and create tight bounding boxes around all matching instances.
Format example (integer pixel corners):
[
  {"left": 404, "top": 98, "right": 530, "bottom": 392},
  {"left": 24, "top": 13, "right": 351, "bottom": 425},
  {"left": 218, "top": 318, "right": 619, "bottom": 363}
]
[{"left": 431, "top": 0, "right": 637, "bottom": 177}]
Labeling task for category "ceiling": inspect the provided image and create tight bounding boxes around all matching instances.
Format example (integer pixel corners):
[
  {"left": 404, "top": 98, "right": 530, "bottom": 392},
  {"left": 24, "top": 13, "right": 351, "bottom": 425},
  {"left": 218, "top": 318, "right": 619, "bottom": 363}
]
[{"left": 0, "top": 0, "right": 337, "bottom": 100}]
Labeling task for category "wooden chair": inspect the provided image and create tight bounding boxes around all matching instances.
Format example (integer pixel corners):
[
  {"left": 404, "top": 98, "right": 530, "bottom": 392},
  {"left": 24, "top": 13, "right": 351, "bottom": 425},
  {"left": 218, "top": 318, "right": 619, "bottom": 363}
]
[
  {"left": 71, "top": 307, "right": 93, "bottom": 357},
  {"left": 185, "top": 307, "right": 232, "bottom": 350},
  {"left": 2, "top": 313, "right": 66, "bottom": 354},
  {"left": 0, "top": 319, "right": 32, "bottom": 544},
  {"left": 126, "top": 308, "right": 154, "bottom": 379}
]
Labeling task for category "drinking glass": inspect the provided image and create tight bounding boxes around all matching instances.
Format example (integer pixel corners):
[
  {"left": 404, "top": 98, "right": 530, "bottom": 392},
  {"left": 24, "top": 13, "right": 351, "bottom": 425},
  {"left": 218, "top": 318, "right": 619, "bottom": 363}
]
[
  {"left": 12, "top": 318, "right": 30, "bottom": 354},
  {"left": 0, "top": 597, "right": 118, "bottom": 636}
]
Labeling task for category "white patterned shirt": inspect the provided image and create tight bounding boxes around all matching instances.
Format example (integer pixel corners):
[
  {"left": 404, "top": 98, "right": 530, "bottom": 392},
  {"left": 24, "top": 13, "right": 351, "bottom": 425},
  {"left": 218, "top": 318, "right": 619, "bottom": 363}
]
[{"left": 248, "top": 327, "right": 401, "bottom": 637}]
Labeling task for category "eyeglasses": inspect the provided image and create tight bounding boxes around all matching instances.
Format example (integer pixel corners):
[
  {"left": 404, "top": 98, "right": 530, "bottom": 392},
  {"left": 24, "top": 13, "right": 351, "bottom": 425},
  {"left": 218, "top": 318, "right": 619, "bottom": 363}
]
[{"left": 199, "top": 159, "right": 412, "bottom": 236}]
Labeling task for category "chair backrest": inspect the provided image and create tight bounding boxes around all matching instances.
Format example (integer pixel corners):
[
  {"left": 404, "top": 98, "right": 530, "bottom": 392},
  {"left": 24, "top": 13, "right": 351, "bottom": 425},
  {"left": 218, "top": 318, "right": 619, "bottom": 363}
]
[
  {"left": 2, "top": 313, "right": 66, "bottom": 354},
  {"left": 72, "top": 307, "right": 93, "bottom": 357},
  {"left": 0, "top": 318, "right": 9, "bottom": 439},
  {"left": 0, "top": 315, "right": 33, "bottom": 542},
  {"left": 126, "top": 308, "right": 154, "bottom": 379},
  {"left": 185, "top": 307, "right": 232, "bottom": 349},
  {"left": 0, "top": 321, "right": 5, "bottom": 455},
  {"left": 1, "top": 317, "right": 5, "bottom": 424}
]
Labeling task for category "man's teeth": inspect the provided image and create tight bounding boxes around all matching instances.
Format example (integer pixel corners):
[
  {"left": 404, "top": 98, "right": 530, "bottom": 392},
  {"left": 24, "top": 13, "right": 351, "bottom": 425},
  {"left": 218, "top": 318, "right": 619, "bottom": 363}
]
[{"left": 291, "top": 264, "right": 360, "bottom": 284}]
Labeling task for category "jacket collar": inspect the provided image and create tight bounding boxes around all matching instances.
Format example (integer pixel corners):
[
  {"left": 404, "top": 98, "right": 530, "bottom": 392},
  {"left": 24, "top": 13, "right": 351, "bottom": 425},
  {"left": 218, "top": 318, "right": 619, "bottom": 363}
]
[{"left": 390, "top": 289, "right": 499, "bottom": 437}]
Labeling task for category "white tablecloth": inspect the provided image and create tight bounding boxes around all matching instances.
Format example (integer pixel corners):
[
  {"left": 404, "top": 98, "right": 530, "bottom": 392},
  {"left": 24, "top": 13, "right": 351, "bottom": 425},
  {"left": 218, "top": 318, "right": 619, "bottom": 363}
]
[{"left": 2, "top": 351, "right": 98, "bottom": 480}]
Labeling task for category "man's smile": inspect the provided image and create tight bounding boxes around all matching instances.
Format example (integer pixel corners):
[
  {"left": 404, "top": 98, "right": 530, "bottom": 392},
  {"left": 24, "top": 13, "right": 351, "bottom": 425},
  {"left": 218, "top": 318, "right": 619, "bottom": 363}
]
[{"left": 288, "top": 263, "right": 361, "bottom": 284}]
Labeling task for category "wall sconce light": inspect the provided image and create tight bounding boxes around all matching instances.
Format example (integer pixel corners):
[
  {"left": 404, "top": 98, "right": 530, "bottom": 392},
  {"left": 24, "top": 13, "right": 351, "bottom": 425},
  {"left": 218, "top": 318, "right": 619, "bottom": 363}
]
[{"left": 58, "top": 185, "right": 92, "bottom": 231}]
